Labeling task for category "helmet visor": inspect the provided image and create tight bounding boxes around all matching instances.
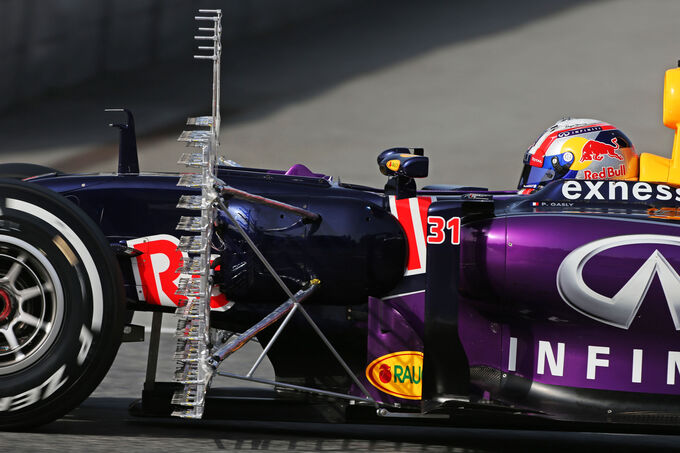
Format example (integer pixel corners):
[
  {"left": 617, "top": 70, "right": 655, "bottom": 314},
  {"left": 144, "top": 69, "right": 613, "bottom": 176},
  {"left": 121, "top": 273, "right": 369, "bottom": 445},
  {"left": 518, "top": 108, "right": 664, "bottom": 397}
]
[{"left": 518, "top": 164, "right": 556, "bottom": 189}]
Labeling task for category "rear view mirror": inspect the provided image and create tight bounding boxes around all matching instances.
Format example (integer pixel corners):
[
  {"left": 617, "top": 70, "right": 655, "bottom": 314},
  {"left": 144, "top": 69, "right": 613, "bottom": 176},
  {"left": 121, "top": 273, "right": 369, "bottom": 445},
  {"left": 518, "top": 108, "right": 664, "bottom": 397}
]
[
  {"left": 377, "top": 147, "right": 429, "bottom": 179},
  {"left": 377, "top": 147, "right": 429, "bottom": 199}
]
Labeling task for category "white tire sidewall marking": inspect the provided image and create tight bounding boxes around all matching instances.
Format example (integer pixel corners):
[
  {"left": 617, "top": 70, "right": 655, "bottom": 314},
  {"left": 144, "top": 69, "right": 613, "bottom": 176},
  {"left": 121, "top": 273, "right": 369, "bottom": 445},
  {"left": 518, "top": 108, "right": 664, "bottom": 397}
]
[{"left": 7, "top": 199, "right": 103, "bottom": 332}]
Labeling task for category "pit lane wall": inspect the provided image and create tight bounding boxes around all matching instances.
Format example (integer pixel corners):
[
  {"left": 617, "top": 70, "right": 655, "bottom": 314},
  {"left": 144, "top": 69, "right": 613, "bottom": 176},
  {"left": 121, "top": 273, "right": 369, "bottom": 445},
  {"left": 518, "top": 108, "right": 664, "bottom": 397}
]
[{"left": 0, "top": 0, "right": 354, "bottom": 112}]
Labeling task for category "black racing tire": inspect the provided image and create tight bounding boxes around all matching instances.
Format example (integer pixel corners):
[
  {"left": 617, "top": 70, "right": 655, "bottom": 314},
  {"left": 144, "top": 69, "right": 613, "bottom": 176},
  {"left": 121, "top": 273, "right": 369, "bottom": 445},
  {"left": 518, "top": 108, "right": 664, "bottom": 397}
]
[
  {"left": 0, "top": 179, "right": 125, "bottom": 429},
  {"left": 0, "top": 163, "right": 59, "bottom": 180}
]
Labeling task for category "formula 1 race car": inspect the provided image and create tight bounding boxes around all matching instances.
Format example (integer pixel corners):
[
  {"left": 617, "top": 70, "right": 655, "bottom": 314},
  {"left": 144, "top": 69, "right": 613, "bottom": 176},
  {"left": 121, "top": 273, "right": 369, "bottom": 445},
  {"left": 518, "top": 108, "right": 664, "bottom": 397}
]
[{"left": 5, "top": 10, "right": 680, "bottom": 430}]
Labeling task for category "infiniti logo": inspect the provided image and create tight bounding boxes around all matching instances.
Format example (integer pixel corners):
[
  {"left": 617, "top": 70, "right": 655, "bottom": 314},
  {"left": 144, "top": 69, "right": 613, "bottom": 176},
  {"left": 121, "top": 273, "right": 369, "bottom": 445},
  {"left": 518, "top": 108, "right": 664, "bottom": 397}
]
[{"left": 557, "top": 235, "right": 680, "bottom": 330}]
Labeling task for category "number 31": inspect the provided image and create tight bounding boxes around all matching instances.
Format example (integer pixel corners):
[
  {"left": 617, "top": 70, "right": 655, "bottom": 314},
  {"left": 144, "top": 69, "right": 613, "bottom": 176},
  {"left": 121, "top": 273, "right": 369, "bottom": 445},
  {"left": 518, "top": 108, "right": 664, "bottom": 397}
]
[{"left": 426, "top": 216, "right": 461, "bottom": 245}]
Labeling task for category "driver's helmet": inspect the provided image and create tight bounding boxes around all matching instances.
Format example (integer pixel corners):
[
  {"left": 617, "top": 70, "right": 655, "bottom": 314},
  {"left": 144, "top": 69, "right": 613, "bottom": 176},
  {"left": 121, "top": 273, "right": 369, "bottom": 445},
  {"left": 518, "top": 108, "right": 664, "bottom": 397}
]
[{"left": 518, "top": 118, "right": 639, "bottom": 194}]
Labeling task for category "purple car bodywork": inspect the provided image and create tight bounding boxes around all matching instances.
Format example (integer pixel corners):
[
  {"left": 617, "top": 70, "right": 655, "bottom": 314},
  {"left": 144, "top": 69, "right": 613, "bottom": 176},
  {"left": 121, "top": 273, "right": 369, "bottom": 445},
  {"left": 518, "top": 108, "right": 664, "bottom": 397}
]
[{"left": 357, "top": 178, "right": 680, "bottom": 420}]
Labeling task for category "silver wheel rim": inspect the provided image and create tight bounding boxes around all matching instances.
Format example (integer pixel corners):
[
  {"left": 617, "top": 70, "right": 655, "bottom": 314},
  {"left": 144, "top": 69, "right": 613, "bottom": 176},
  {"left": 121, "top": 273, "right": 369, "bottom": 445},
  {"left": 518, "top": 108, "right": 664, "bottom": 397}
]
[{"left": 0, "top": 236, "right": 64, "bottom": 375}]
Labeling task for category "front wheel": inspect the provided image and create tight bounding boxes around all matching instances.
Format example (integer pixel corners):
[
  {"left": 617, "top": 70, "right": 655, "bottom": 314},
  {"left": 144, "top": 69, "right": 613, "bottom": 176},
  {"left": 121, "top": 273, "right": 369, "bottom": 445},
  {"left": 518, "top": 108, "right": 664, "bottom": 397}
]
[{"left": 0, "top": 179, "right": 125, "bottom": 428}]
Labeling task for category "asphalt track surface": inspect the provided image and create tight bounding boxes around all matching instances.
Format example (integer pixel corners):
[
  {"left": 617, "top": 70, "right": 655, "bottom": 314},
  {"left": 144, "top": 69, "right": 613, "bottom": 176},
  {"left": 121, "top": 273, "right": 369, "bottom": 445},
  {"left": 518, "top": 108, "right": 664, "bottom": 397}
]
[{"left": 3, "top": 0, "right": 680, "bottom": 451}]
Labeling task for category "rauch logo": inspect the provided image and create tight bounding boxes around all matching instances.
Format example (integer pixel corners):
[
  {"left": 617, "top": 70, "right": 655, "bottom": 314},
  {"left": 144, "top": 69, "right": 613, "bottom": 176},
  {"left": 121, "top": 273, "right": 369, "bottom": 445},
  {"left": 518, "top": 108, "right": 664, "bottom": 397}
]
[{"left": 365, "top": 351, "right": 423, "bottom": 400}]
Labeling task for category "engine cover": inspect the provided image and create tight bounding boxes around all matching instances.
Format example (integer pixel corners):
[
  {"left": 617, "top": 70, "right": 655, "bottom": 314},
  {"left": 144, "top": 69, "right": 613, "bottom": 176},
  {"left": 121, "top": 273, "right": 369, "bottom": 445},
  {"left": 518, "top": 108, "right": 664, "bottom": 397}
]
[{"left": 219, "top": 195, "right": 407, "bottom": 305}]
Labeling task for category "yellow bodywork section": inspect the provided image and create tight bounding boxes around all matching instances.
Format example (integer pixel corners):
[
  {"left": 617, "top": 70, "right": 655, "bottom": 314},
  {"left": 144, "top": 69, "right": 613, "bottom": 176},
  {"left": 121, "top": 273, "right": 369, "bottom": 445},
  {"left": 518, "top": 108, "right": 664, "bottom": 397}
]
[{"left": 640, "top": 66, "right": 680, "bottom": 186}]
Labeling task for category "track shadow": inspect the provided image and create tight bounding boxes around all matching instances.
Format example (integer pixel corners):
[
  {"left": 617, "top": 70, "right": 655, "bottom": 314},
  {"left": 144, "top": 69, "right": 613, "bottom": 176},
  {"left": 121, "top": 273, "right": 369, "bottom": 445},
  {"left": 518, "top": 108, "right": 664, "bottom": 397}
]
[
  {"left": 4, "top": 396, "right": 676, "bottom": 453},
  {"left": 0, "top": 0, "right": 590, "bottom": 155}
]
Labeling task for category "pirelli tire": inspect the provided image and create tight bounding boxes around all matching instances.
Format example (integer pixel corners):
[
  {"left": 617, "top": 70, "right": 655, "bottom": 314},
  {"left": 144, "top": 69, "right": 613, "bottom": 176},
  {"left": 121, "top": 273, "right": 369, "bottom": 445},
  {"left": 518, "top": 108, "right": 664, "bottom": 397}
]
[{"left": 0, "top": 179, "right": 125, "bottom": 429}]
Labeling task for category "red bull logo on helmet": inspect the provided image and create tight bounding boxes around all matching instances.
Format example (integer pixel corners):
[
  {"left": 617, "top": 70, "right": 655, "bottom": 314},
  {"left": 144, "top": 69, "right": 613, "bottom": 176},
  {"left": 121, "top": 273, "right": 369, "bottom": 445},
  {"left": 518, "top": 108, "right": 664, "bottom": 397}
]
[
  {"left": 557, "top": 134, "right": 636, "bottom": 181},
  {"left": 580, "top": 138, "right": 623, "bottom": 163}
]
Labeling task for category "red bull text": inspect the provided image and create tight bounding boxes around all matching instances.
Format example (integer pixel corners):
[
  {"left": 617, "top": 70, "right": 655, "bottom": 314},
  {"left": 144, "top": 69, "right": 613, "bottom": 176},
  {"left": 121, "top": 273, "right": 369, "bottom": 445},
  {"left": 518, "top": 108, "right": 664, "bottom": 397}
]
[{"left": 583, "top": 164, "right": 627, "bottom": 180}]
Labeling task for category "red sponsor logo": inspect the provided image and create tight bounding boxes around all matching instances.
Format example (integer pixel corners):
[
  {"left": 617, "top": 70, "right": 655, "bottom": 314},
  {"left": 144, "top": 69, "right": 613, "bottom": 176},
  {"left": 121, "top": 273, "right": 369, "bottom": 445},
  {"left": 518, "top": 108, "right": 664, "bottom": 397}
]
[
  {"left": 126, "top": 235, "right": 229, "bottom": 310},
  {"left": 530, "top": 155, "right": 543, "bottom": 167},
  {"left": 580, "top": 138, "right": 622, "bottom": 162},
  {"left": 583, "top": 164, "right": 626, "bottom": 180}
]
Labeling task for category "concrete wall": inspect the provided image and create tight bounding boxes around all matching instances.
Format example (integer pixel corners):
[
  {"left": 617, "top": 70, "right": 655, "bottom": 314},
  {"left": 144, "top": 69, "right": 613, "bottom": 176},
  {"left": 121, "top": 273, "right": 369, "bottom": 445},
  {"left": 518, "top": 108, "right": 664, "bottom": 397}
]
[{"left": 0, "top": 0, "right": 352, "bottom": 112}]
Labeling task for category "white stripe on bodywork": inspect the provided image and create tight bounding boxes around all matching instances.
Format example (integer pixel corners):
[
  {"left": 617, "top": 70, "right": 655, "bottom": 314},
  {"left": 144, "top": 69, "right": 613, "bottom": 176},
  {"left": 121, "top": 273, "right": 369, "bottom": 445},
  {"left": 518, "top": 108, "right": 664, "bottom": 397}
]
[
  {"left": 388, "top": 195, "right": 398, "bottom": 219},
  {"left": 408, "top": 196, "right": 427, "bottom": 275},
  {"left": 381, "top": 289, "right": 425, "bottom": 300},
  {"left": 7, "top": 199, "right": 104, "bottom": 332}
]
